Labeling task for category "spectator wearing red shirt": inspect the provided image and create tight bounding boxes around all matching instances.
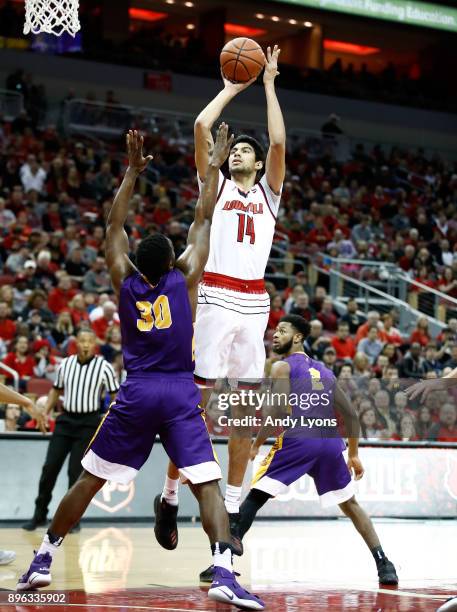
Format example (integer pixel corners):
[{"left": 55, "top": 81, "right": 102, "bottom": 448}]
[
  {"left": 331, "top": 322, "right": 356, "bottom": 360},
  {"left": 305, "top": 217, "right": 331, "bottom": 249},
  {"left": 0, "top": 301, "right": 16, "bottom": 341},
  {"left": 398, "top": 245, "right": 416, "bottom": 272},
  {"left": 91, "top": 300, "right": 120, "bottom": 340},
  {"left": 355, "top": 311, "right": 381, "bottom": 345},
  {"left": 381, "top": 313, "right": 403, "bottom": 345},
  {"left": 391, "top": 412, "right": 420, "bottom": 441},
  {"left": 2, "top": 336, "right": 35, "bottom": 385},
  {"left": 267, "top": 295, "right": 285, "bottom": 330},
  {"left": 151, "top": 197, "right": 173, "bottom": 227},
  {"left": 409, "top": 316, "right": 431, "bottom": 347},
  {"left": 428, "top": 404, "right": 457, "bottom": 442},
  {"left": 437, "top": 267, "right": 457, "bottom": 299},
  {"left": 69, "top": 293, "right": 90, "bottom": 327},
  {"left": 317, "top": 297, "right": 339, "bottom": 332},
  {"left": 48, "top": 275, "right": 77, "bottom": 315}
]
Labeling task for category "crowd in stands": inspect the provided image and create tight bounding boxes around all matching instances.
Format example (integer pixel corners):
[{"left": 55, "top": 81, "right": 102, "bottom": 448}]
[{"left": 0, "top": 84, "right": 457, "bottom": 442}]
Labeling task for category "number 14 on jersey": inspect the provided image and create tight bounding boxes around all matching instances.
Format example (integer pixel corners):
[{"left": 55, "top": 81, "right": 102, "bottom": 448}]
[{"left": 237, "top": 213, "right": 256, "bottom": 245}]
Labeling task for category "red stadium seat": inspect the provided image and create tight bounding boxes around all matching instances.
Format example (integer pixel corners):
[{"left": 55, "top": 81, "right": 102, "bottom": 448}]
[{"left": 26, "top": 378, "right": 53, "bottom": 396}]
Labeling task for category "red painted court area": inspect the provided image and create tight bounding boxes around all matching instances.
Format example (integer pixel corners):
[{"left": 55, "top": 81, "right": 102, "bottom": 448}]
[{"left": 1, "top": 587, "right": 454, "bottom": 612}]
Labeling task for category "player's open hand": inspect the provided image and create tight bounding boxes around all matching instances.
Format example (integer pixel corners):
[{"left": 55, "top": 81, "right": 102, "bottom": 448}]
[
  {"left": 210, "top": 122, "right": 234, "bottom": 168},
  {"left": 126, "top": 130, "right": 153, "bottom": 175},
  {"left": 405, "top": 377, "right": 446, "bottom": 402},
  {"left": 347, "top": 455, "right": 364, "bottom": 480},
  {"left": 263, "top": 45, "right": 280, "bottom": 84},
  {"left": 222, "top": 70, "right": 258, "bottom": 93}
]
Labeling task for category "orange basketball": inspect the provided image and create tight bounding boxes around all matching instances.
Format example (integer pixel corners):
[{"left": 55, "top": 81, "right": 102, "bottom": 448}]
[{"left": 220, "top": 37, "right": 265, "bottom": 83}]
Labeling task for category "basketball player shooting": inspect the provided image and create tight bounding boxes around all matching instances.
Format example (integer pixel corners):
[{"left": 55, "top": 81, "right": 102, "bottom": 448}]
[
  {"left": 155, "top": 46, "right": 286, "bottom": 572},
  {"left": 17, "top": 125, "right": 265, "bottom": 610}
]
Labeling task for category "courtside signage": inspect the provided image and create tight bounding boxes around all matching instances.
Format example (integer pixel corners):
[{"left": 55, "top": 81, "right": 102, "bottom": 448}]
[{"left": 274, "top": 0, "right": 457, "bottom": 32}]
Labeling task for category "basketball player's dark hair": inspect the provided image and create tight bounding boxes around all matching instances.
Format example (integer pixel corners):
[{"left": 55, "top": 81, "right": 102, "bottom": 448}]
[
  {"left": 280, "top": 315, "right": 310, "bottom": 341},
  {"left": 136, "top": 233, "right": 173, "bottom": 285},
  {"left": 231, "top": 134, "right": 265, "bottom": 164}
]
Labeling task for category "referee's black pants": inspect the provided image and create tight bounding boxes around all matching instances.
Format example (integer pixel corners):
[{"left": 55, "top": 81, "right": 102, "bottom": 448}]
[{"left": 33, "top": 411, "right": 102, "bottom": 521}]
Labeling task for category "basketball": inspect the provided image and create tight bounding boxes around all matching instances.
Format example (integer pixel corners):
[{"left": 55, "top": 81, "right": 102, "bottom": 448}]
[{"left": 220, "top": 37, "right": 265, "bottom": 83}]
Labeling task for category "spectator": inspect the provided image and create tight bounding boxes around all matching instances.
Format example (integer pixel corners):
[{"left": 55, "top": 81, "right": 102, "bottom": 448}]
[
  {"left": 290, "top": 293, "right": 315, "bottom": 322},
  {"left": 399, "top": 342, "right": 426, "bottom": 379},
  {"left": 35, "top": 250, "right": 57, "bottom": 289},
  {"left": 428, "top": 403, "right": 457, "bottom": 442},
  {"left": 392, "top": 412, "right": 418, "bottom": 441},
  {"left": 20, "top": 154, "right": 47, "bottom": 193},
  {"left": 357, "top": 326, "right": 383, "bottom": 365},
  {"left": 1, "top": 404, "right": 21, "bottom": 432},
  {"left": 91, "top": 300, "right": 119, "bottom": 340},
  {"left": 0, "top": 197, "right": 16, "bottom": 227},
  {"left": 445, "top": 343, "right": 457, "bottom": 369},
  {"left": 409, "top": 316, "right": 431, "bottom": 347},
  {"left": 267, "top": 295, "right": 285, "bottom": 330},
  {"left": 327, "top": 229, "right": 357, "bottom": 258},
  {"left": 380, "top": 313, "right": 402, "bottom": 345},
  {"left": 352, "top": 352, "right": 371, "bottom": 381},
  {"left": 322, "top": 346, "right": 337, "bottom": 373},
  {"left": 373, "top": 390, "right": 397, "bottom": 435},
  {"left": 381, "top": 343, "right": 399, "bottom": 366},
  {"left": 284, "top": 284, "right": 307, "bottom": 313},
  {"left": 423, "top": 343, "right": 442, "bottom": 374},
  {"left": 65, "top": 248, "right": 89, "bottom": 282},
  {"left": 360, "top": 406, "right": 383, "bottom": 440},
  {"left": 33, "top": 339, "right": 57, "bottom": 381},
  {"left": 352, "top": 215, "right": 373, "bottom": 243},
  {"left": 416, "top": 406, "right": 433, "bottom": 440},
  {"left": 340, "top": 298, "right": 366, "bottom": 334},
  {"left": 2, "top": 336, "right": 35, "bottom": 387},
  {"left": 100, "top": 326, "right": 122, "bottom": 363},
  {"left": 69, "top": 293, "right": 90, "bottom": 327},
  {"left": 317, "top": 297, "right": 338, "bottom": 332},
  {"left": 22, "top": 260, "right": 40, "bottom": 289},
  {"left": 51, "top": 310, "right": 75, "bottom": 349},
  {"left": 331, "top": 322, "right": 356, "bottom": 360},
  {"left": 303, "top": 319, "right": 329, "bottom": 359},
  {"left": 82, "top": 257, "right": 111, "bottom": 294},
  {"left": 0, "top": 300, "right": 16, "bottom": 341},
  {"left": 321, "top": 113, "right": 343, "bottom": 135},
  {"left": 48, "top": 275, "right": 77, "bottom": 315},
  {"left": 355, "top": 311, "right": 381, "bottom": 344}
]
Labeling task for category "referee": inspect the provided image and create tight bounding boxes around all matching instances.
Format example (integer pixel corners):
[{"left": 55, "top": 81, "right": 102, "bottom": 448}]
[{"left": 22, "top": 329, "right": 119, "bottom": 532}]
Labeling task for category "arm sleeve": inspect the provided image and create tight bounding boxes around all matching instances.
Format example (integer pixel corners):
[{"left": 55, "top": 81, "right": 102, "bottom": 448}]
[{"left": 259, "top": 173, "right": 282, "bottom": 217}]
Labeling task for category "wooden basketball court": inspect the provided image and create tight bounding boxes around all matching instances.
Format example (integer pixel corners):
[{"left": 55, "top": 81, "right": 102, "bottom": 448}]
[{"left": 0, "top": 518, "right": 455, "bottom": 610}]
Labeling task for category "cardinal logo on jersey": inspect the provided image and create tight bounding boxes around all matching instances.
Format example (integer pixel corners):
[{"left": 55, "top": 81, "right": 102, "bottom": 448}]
[
  {"left": 90, "top": 480, "right": 135, "bottom": 513},
  {"left": 444, "top": 452, "right": 457, "bottom": 501}
]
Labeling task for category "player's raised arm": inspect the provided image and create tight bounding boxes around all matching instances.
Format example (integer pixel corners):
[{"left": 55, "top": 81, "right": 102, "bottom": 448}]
[
  {"left": 177, "top": 123, "right": 233, "bottom": 288},
  {"left": 263, "top": 45, "right": 286, "bottom": 194},
  {"left": 334, "top": 383, "right": 364, "bottom": 481},
  {"left": 105, "top": 130, "right": 153, "bottom": 295},
  {"left": 194, "top": 74, "right": 256, "bottom": 180}
]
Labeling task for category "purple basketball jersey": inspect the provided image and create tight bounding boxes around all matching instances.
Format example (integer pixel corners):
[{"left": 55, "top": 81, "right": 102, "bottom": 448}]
[
  {"left": 284, "top": 353, "right": 336, "bottom": 421},
  {"left": 118, "top": 269, "right": 194, "bottom": 374}
]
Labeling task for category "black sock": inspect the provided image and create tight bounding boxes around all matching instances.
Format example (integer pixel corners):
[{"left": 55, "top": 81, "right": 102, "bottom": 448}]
[
  {"left": 47, "top": 530, "right": 64, "bottom": 546},
  {"left": 371, "top": 546, "right": 386, "bottom": 565},
  {"left": 238, "top": 489, "right": 272, "bottom": 540},
  {"left": 211, "top": 541, "right": 232, "bottom": 555}
]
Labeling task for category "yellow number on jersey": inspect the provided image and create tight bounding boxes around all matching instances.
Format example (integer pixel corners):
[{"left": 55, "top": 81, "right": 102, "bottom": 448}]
[
  {"left": 309, "top": 367, "right": 324, "bottom": 391},
  {"left": 136, "top": 296, "right": 172, "bottom": 332}
]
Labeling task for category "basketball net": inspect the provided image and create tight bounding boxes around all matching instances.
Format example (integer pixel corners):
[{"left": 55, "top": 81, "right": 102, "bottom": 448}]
[{"left": 23, "top": 0, "right": 80, "bottom": 37}]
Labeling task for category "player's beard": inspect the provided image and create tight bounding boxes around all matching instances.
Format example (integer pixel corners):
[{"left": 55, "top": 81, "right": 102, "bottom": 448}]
[
  {"left": 274, "top": 338, "right": 293, "bottom": 355},
  {"left": 230, "top": 165, "right": 255, "bottom": 180}
]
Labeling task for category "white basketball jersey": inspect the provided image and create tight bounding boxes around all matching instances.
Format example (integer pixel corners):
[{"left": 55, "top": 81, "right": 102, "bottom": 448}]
[{"left": 198, "top": 171, "right": 282, "bottom": 280}]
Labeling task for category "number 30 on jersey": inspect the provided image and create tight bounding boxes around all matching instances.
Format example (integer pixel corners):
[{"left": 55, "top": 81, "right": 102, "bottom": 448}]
[{"left": 136, "top": 296, "right": 172, "bottom": 332}]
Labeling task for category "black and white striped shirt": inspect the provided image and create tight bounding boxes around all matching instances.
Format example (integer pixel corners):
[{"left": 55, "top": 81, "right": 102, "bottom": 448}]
[{"left": 53, "top": 355, "right": 119, "bottom": 414}]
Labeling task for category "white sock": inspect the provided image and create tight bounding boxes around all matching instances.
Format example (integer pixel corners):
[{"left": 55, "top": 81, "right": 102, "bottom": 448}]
[
  {"left": 37, "top": 533, "right": 63, "bottom": 559},
  {"left": 161, "top": 476, "right": 179, "bottom": 506},
  {"left": 224, "top": 485, "right": 242, "bottom": 514},
  {"left": 212, "top": 542, "right": 232, "bottom": 572}
]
